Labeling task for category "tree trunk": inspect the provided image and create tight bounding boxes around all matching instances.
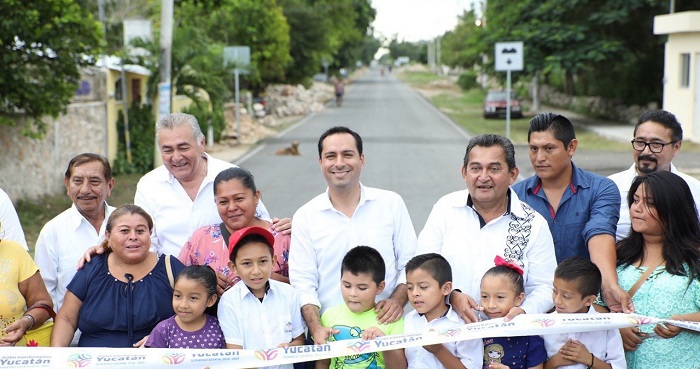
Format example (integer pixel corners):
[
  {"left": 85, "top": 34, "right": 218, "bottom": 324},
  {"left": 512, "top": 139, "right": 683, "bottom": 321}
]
[{"left": 565, "top": 70, "right": 575, "bottom": 95}]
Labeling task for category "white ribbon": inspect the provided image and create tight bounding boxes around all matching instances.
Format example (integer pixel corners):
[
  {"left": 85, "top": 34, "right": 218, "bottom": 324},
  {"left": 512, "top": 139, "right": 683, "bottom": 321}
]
[{"left": 2, "top": 313, "right": 697, "bottom": 369}]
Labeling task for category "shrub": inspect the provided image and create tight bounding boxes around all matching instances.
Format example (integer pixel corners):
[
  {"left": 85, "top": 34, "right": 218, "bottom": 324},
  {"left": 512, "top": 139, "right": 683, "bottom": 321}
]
[
  {"left": 457, "top": 71, "right": 479, "bottom": 91},
  {"left": 113, "top": 103, "right": 155, "bottom": 175}
]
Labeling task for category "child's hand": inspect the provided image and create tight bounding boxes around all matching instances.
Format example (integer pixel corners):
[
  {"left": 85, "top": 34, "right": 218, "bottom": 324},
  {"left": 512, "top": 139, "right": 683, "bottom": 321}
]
[
  {"left": 361, "top": 327, "right": 386, "bottom": 340},
  {"left": 487, "top": 362, "right": 511, "bottom": 369},
  {"left": 559, "top": 339, "right": 591, "bottom": 365},
  {"left": 550, "top": 350, "right": 576, "bottom": 367},
  {"left": 654, "top": 320, "right": 682, "bottom": 339}
]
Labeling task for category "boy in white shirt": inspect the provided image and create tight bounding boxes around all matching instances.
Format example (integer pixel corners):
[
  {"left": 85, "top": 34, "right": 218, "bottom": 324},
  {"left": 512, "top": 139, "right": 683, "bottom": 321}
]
[
  {"left": 544, "top": 257, "right": 625, "bottom": 369},
  {"left": 385, "top": 253, "right": 483, "bottom": 369},
  {"left": 218, "top": 226, "right": 305, "bottom": 369}
]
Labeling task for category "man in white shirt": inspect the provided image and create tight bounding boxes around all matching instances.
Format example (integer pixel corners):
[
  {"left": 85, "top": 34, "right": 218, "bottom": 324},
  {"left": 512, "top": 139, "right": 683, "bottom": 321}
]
[
  {"left": 35, "top": 154, "right": 115, "bottom": 313},
  {"left": 289, "top": 126, "right": 417, "bottom": 344},
  {"left": 134, "top": 113, "right": 289, "bottom": 256},
  {"left": 417, "top": 134, "right": 557, "bottom": 322},
  {"left": 609, "top": 109, "right": 700, "bottom": 241},
  {"left": 0, "top": 187, "right": 28, "bottom": 249}
]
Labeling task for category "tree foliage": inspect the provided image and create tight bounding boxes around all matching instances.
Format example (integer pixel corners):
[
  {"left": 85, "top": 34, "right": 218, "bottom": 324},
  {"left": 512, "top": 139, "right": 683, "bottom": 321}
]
[
  {"left": 279, "top": 0, "right": 377, "bottom": 84},
  {"left": 439, "top": 0, "right": 700, "bottom": 105},
  {"left": 0, "top": 0, "right": 102, "bottom": 136},
  {"left": 177, "top": 0, "right": 291, "bottom": 89},
  {"left": 387, "top": 38, "right": 427, "bottom": 64}
]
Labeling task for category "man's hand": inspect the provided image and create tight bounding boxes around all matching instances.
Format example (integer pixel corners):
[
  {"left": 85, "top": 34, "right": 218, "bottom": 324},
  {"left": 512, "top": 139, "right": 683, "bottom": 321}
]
[
  {"left": 76, "top": 244, "right": 107, "bottom": 269},
  {"left": 449, "top": 291, "right": 479, "bottom": 323},
  {"left": 271, "top": 217, "right": 292, "bottom": 235},
  {"left": 620, "top": 327, "right": 644, "bottom": 351},
  {"left": 503, "top": 306, "right": 525, "bottom": 322},
  {"left": 375, "top": 298, "right": 404, "bottom": 324},
  {"left": 558, "top": 339, "right": 591, "bottom": 365},
  {"left": 310, "top": 325, "right": 338, "bottom": 345},
  {"left": 602, "top": 284, "right": 634, "bottom": 313}
]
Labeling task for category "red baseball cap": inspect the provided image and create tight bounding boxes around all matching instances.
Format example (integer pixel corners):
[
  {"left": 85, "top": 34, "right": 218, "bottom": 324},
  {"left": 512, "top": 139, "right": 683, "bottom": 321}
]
[{"left": 228, "top": 226, "right": 275, "bottom": 256}]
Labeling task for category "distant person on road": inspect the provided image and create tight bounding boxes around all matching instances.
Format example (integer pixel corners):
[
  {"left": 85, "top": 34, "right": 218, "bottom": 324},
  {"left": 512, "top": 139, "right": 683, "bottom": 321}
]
[
  {"left": 512, "top": 113, "right": 631, "bottom": 313},
  {"left": 289, "top": 126, "right": 417, "bottom": 345},
  {"left": 334, "top": 78, "right": 345, "bottom": 107},
  {"left": 0, "top": 187, "right": 28, "bottom": 250},
  {"left": 35, "top": 154, "right": 115, "bottom": 322},
  {"left": 416, "top": 134, "right": 557, "bottom": 323},
  {"left": 608, "top": 109, "right": 700, "bottom": 241}
]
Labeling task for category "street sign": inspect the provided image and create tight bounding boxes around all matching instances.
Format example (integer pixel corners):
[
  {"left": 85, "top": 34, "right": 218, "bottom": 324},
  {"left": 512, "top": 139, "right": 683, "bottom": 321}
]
[
  {"left": 223, "top": 46, "right": 251, "bottom": 75},
  {"left": 494, "top": 42, "right": 523, "bottom": 72}
]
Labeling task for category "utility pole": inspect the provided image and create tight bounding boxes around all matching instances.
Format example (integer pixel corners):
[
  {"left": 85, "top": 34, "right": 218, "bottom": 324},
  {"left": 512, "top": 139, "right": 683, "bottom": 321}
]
[
  {"left": 98, "top": 0, "right": 109, "bottom": 157},
  {"left": 156, "top": 0, "right": 173, "bottom": 166}
]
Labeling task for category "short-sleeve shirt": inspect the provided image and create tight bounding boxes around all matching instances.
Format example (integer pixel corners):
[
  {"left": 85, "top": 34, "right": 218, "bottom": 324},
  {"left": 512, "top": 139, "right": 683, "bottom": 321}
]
[
  {"left": 0, "top": 240, "right": 38, "bottom": 341},
  {"left": 67, "top": 254, "right": 185, "bottom": 347},
  {"left": 218, "top": 279, "right": 305, "bottom": 369},
  {"left": 513, "top": 163, "right": 620, "bottom": 263},
  {"left": 404, "top": 307, "right": 483, "bottom": 369},
  {"left": 146, "top": 315, "right": 225, "bottom": 348},
  {"left": 321, "top": 303, "right": 404, "bottom": 369},
  {"left": 483, "top": 336, "right": 546, "bottom": 369},
  {"left": 178, "top": 223, "right": 290, "bottom": 282}
]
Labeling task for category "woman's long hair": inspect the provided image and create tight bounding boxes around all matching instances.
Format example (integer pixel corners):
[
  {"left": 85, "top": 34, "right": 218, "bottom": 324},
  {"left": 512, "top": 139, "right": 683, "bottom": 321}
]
[{"left": 617, "top": 171, "right": 700, "bottom": 282}]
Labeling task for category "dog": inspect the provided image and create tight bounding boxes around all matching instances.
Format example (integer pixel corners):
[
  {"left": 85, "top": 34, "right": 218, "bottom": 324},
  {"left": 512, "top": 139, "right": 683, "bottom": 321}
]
[{"left": 275, "top": 140, "right": 301, "bottom": 156}]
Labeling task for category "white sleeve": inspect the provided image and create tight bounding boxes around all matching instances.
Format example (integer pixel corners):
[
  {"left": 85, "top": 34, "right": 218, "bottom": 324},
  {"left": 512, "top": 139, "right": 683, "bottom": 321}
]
[
  {"left": 520, "top": 222, "right": 556, "bottom": 314},
  {"left": 455, "top": 337, "right": 484, "bottom": 369},
  {"left": 33, "top": 225, "right": 58, "bottom": 307},
  {"left": 288, "top": 207, "right": 321, "bottom": 308},
  {"left": 218, "top": 293, "right": 244, "bottom": 346},
  {"left": 416, "top": 200, "right": 447, "bottom": 256},
  {"left": 134, "top": 182, "right": 162, "bottom": 254},
  {"left": 392, "top": 195, "right": 417, "bottom": 285},
  {"left": 255, "top": 199, "right": 271, "bottom": 222},
  {"left": 0, "top": 188, "right": 28, "bottom": 250},
  {"left": 291, "top": 290, "right": 307, "bottom": 338},
  {"left": 605, "top": 329, "right": 627, "bottom": 369}
]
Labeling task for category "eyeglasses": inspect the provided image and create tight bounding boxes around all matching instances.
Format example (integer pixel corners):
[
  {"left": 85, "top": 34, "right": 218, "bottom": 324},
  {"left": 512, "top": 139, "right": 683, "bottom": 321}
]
[{"left": 631, "top": 139, "right": 677, "bottom": 153}]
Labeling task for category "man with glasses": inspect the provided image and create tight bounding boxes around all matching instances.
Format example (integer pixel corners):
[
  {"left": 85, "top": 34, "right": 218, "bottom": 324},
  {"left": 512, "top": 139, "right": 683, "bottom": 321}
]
[{"left": 609, "top": 109, "right": 700, "bottom": 240}]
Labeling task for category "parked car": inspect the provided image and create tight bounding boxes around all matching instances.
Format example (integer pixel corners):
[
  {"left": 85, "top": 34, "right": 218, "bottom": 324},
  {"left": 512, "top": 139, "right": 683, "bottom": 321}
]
[{"left": 483, "top": 90, "right": 523, "bottom": 119}]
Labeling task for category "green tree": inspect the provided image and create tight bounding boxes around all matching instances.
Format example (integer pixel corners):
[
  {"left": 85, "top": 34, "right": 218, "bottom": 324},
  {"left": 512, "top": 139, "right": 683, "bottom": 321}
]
[
  {"left": 0, "top": 0, "right": 102, "bottom": 136},
  {"left": 279, "top": 0, "right": 376, "bottom": 84},
  {"left": 388, "top": 38, "right": 427, "bottom": 64},
  {"left": 178, "top": 0, "right": 291, "bottom": 89},
  {"left": 440, "top": 10, "right": 486, "bottom": 69}
]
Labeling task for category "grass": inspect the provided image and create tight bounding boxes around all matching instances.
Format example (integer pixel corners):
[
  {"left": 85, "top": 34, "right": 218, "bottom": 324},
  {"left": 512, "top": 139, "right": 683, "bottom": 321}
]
[
  {"left": 17, "top": 173, "right": 141, "bottom": 252},
  {"left": 396, "top": 70, "right": 700, "bottom": 153}
]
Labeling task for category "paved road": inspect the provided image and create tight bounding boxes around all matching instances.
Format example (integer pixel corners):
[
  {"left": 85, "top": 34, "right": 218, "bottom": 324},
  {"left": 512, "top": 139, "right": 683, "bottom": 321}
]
[
  {"left": 237, "top": 68, "right": 699, "bottom": 233},
  {"left": 237, "top": 69, "right": 468, "bottom": 232}
]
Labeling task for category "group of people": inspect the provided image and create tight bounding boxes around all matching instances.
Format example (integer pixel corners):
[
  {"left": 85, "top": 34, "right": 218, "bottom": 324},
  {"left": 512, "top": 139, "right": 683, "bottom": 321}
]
[{"left": 0, "top": 109, "right": 698, "bottom": 369}]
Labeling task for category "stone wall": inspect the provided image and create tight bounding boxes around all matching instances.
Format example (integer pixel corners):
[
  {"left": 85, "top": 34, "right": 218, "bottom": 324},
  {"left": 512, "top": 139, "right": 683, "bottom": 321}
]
[
  {"left": 538, "top": 84, "right": 658, "bottom": 125},
  {"left": 0, "top": 70, "right": 108, "bottom": 202}
]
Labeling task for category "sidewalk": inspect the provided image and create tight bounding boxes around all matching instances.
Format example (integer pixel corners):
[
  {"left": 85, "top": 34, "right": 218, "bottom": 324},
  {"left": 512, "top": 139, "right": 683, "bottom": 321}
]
[{"left": 536, "top": 105, "right": 633, "bottom": 143}]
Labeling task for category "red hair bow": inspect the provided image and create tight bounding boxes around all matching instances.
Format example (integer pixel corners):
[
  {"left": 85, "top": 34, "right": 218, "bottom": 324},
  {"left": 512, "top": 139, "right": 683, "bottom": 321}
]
[{"left": 494, "top": 255, "right": 523, "bottom": 276}]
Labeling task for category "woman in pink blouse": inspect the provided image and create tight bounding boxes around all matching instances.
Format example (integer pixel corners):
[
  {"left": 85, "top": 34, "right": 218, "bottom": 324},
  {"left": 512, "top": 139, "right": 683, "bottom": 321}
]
[{"left": 178, "top": 167, "right": 290, "bottom": 294}]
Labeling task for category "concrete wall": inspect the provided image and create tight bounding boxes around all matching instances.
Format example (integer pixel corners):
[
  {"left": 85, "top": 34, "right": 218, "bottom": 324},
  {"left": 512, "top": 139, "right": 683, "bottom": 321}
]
[
  {"left": 661, "top": 33, "right": 700, "bottom": 138},
  {"left": 0, "top": 101, "right": 107, "bottom": 202}
]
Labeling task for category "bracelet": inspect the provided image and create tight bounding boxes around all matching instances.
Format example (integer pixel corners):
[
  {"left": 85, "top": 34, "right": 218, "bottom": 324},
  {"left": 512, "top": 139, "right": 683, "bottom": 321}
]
[
  {"left": 586, "top": 352, "right": 594, "bottom": 369},
  {"left": 22, "top": 314, "right": 35, "bottom": 330}
]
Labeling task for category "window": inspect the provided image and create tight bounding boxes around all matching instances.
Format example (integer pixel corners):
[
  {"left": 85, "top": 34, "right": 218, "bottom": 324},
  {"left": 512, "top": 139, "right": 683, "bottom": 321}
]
[
  {"left": 114, "top": 77, "right": 123, "bottom": 101},
  {"left": 680, "top": 53, "right": 690, "bottom": 88}
]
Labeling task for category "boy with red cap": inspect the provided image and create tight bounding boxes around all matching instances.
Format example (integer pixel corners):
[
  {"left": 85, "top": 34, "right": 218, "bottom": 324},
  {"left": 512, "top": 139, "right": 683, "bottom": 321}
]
[{"left": 218, "top": 226, "right": 305, "bottom": 368}]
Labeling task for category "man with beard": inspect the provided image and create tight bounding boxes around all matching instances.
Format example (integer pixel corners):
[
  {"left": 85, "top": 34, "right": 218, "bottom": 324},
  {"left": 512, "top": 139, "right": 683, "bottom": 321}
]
[{"left": 609, "top": 109, "right": 700, "bottom": 240}]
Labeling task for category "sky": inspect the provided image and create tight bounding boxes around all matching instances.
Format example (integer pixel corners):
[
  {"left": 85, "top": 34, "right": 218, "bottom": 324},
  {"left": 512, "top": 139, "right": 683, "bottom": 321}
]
[{"left": 371, "top": 0, "right": 471, "bottom": 42}]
